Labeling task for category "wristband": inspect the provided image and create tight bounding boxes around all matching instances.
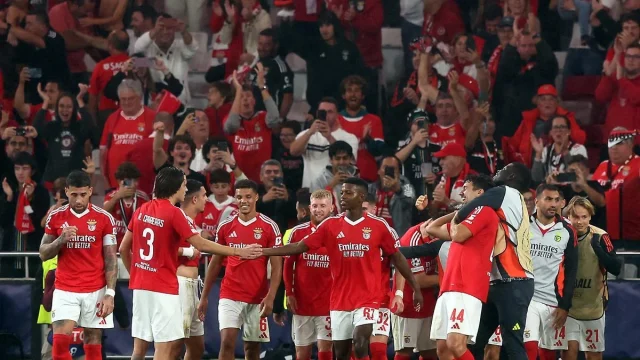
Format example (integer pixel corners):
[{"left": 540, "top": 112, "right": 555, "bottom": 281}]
[
  {"left": 182, "top": 247, "right": 195, "bottom": 259},
  {"left": 395, "top": 290, "right": 404, "bottom": 298},
  {"left": 105, "top": 288, "right": 116, "bottom": 298}
]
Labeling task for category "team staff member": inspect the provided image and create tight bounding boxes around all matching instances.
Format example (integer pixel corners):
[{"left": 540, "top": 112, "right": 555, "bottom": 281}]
[
  {"left": 564, "top": 197, "right": 621, "bottom": 360},
  {"left": 455, "top": 163, "right": 535, "bottom": 360},
  {"left": 524, "top": 184, "right": 578, "bottom": 360}
]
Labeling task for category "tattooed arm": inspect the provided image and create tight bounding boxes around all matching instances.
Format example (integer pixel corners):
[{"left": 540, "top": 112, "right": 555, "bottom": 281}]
[
  {"left": 104, "top": 244, "right": 118, "bottom": 292},
  {"left": 39, "top": 227, "right": 76, "bottom": 261}
]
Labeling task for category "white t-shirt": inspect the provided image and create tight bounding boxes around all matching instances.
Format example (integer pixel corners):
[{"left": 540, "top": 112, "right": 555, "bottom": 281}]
[
  {"left": 298, "top": 128, "right": 359, "bottom": 188},
  {"left": 190, "top": 148, "right": 207, "bottom": 172}
]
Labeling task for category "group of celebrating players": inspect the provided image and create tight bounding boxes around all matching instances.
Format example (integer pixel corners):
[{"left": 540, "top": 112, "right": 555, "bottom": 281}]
[{"left": 38, "top": 161, "right": 619, "bottom": 360}]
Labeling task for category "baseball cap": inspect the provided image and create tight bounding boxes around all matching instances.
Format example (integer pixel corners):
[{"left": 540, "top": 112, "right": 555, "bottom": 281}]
[
  {"left": 608, "top": 128, "right": 637, "bottom": 148},
  {"left": 499, "top": 16, "right": 515, "bottom": 28},
  {"left": 537, "top": 84, "right": 558, "bottom": 97},
  {"left": 433, "top": 143, "right": 467, "bottom": 158},
  {"left": 407, "top": 109, "right": 429, "bottom": 123}
]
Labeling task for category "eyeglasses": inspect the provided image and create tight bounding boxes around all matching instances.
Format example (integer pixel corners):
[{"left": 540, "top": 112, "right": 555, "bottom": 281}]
[
  {"left": 551, "top": 125, "right": 569, "bottom": 130},
  {"left": 625, "top": 54, "right": 640, "bottom": 60}
]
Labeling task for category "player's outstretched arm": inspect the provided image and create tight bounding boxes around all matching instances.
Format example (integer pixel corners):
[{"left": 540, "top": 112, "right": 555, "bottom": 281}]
[
  {"left": 119, "top": 230, "right": 133, "bottom": 273},
  {"left": 262, "top": 241, "right": 309, "bottom": 256},
  {"left": 187, "top": 234, "right": 262, "bottom": 258},
  {"left": 39, "top": 226, "right": 76, "bottom": 261},
  {"left": 390, "top": 252, "right": 423, "bottom": 311}
]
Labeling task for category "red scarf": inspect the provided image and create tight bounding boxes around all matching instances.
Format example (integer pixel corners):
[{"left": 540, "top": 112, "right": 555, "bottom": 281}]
[
  {"left": 15, "top": 181, "right": 36, "bottom": 234},
  {"left": 443, "top": 162, "right": 474, "bottom": 198}
]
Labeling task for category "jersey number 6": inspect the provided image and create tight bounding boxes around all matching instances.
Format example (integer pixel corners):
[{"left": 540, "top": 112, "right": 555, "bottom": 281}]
[{"left": 140, "top": 228, "right": 155, "bottom": 261}]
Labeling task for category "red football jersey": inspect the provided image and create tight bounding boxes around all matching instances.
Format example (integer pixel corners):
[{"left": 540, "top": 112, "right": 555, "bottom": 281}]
[
  {"left": 285, "top": 222, "right": 331, "bottom": 316},
  {"left": 231, "top": 112, "right": 273, "bottom": 183},
  {"left": 441, "top": 206, "right": 498, "bottom": 302},
  {"left": 428, "top": 123, "right": 466, "bottom": 148},
  {"left": 215, "top": 213, "right": 282, "bottom": 304},
  {"left": 592, "top": 156, "right": 640, "bottom": 190},
  {"left": 338, "top": 113, "right": 384, "bottom": 182},
  {"left": 194, "top": 198, "right": 238, "bottom": 233},
  {"left": 127, "top": 199, "right": 200, "bottom": 295},
  {"left": 44, "top": 204, "right": 117, "bottom": 293},
  {"left": 100, "top": 108, "right": 156, "bottom": 188},
  {"left": 391, "top": 224, "right": 437, "bottom": 318},
  {"left": 89, "top": 53, "right": 130, "bottom": 111},
  {"left": 104, "top": 190, "right": 149, "bottom": 247},
  {"left": 303, "top": 213, "right": 399, "bottom": 311}
]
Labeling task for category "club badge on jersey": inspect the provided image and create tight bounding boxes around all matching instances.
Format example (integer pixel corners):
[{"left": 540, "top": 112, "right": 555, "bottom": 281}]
[{"left": 363, "top": 227, "right": 372, "bottom": 240}]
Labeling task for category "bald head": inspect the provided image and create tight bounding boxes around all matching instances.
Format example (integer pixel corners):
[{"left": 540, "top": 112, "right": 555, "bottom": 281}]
[{"left": 108, "top": 30, "right": 130, "bottom": 53}]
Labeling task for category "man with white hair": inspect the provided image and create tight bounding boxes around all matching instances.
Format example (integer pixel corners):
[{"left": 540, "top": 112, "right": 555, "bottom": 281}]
[{"left": 100, "top": 79, "right": 157, "bottom": 189}]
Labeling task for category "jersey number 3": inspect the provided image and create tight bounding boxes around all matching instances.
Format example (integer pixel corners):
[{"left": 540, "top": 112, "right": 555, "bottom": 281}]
[{"left": 140, "top": 228, "right": 155, "bottom": 261}]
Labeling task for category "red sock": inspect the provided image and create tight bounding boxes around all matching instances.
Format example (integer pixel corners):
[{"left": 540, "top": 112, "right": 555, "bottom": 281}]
[
  {"left": 539, "top": 348, "right": 556, "bottom": 360},
  {"left": 318, "top": 351, "right": 333, "bottom": 360},
  {"left": 52, "top": 334, "right": 72, "bottom": 360},
  {"left": 455, "top": 349, "right": 474, "bottom": 360},
  {"left": 525, "top": 341, "right": 538, "bottom": 360},
  {"left": 370, "top": 342, "right": 387, "bottom": 360},
  {"left": 394, "top": 353, "right": 411, "bottom": 360},
  {"left": 84, "top": 344, "right": 102, "bottom": 360}
]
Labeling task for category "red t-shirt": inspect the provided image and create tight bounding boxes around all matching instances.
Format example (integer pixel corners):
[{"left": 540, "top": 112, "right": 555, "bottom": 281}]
[
  {"left": 392, "top": 224, "right": 437, "bottom": 318},
  {"left": 103, "top": 190, "right": 149, "bottom": 247},
  {"left": 338, "top": 113, "right": 384, "bottom": 182},
  {"left": 303, "top": 213, "right": 399, "bottom": 311},
  {"left": 285, "top": 222, "right": 332, "bottom": 316},
  {"left": 231, "top": 112, "right": 273, "bottom": 183},
  {"left": 423, "top": 0, "right": 465, "bottom": 45},
  {"left": 606, "top": 47, "right": 625, "bottom": 67},
  {"left": 49, "top": 2, "right": 87, "bottom": 73},
  {"left": 27, "top": 104, "right": 55, "bottom": 125},
  {"left": 44, "top": 204, "right": 117, "bottom": 293},
  {"left": 441, "top": 206, "right": 498, "bottom": 302},
  {"left": 428, "top": 123, "right": 466, "bottom": 148},
  {"left": 126, "top": 135, "right": 169, "bottom": 195},
  {"left": 215, "top": 213, "right": 282, "bottom": 304},
  {"left": 101, "top": 108, "right": 156, "bottom": 188},
  {"left": 127, "top": 199, "right": 200, "bottom": 294},
  {"left": 89, "top": 53, "right": 130, "bottom": 111}
]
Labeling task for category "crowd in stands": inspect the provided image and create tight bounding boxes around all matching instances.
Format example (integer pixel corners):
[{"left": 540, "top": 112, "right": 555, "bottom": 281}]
[{"left": 2, "top": 0, "right": 640, "bottom": 281}]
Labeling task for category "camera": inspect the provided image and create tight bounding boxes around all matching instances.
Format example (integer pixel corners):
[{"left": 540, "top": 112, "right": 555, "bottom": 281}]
[
  {"left": 273, "top": 177, "right": 284, "bottom": 187},
  {"left": 15, "top": 127, "right": 27, "bottom": 136}
]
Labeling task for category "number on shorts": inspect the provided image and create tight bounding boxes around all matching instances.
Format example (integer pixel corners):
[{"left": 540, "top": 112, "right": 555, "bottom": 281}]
[
  {"left": 260, "top": 317, "right": 268, "bottom": 332},
  {"left": 450, "top": 308, "right": 465, "bottom": 323},
  {"left": 555, "top": 326, "right": 566, "bottom": 340},
  {"left": 586, "top": 329, "right": 599, "bottom": 343},
  {"left": 363, "top": 308, "right": 375, "bottom": 321},
  {"left": 140, "top": 228, "right": 154, "bottom": 261},
  {"left": 378, "top": 311, "right": 390, "bottom": 331},
  {"left": 325, "top": 316, "right": 332, "bottom": 331}
]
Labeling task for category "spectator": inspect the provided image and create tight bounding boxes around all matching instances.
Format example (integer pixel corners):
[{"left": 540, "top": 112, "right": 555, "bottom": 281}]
[
  {"left": 128, "top": 5, "right": 157, "bottom": 52},
  {"left": 164, "top": 0, "right": 204, "bottom": 32},
  {"left": 196, "top": 168, "right": 238, "bottom": 235},
  {"left": 429, "top": 142, "right": 476, "bottom": 216},
  {"left": 33, "top": 86, "right": 98, "bottom": 187},
  {"left": 88, "top": 30, "right": 130, "bottom": 131},
  {"left": 152, "top": 121, "right": 207, "bottom": 185},
  {"left": 558, "top": 0, "right": 605, "bottom": 77},
  {"left": 40, "top": 177, "right": 68, "bottom": 229},
  {"left": 224, "top": 67, "right": 280, "bottom": 183},
  {"left": 134, "top": 13, "right": 198, "bottom": 103},
  {"left": 595, "top": 42, "right": 640, "bottom": 141},
  {"left": 103, "top": 162, "right": 149, "bottom": 247},
  {"left": 0, "top": 151, "right": 49, "bottom": 278},
  {"left": 505, "top": 85, "right": 586, "bottom": 168},
  {"left": 1, "top": 124, "right": 44, "bottom": 183},
  {"left": 450, "top": 33, "right": 481, "bottom": 79},
  {"left": 48, "top": 0, "right": 96, "bottom": 88},
  {"left": 361, "top": 191, "right": 378, "bottom": 214},
  {"left": 280, "top": 10, "right": 364, "bottom": 115},
  {"left": 85, "top": 0, "right": 128, "bottom": 34},
  {"left": 399, "top": 0, "right": 424, "bottom": 75},
  {"left": 103, "top": 54, "right": 184, "bottom": 107},
  {"left": 239, "top": 0, "right": 271, "bottom": 58},
  {"left": 395, "top": 109, "right": 440, "bottom": 197},
  {"left": 174, "top": 110, "right": 210, "bottom": 172},
  {"left": 290, "top": 97, "right": 359, "bottom": 188},
  {"left": 531, "top": 115, "right": 588, "bottom": 183},
  {"left": 250, "top": 28, "right": 293, "bottom": 119},
  {"left": 548, "top": 155, "right": 606, "bottom": 229},
  {"left": 207, "top": 0, "right": 243, "bottom": 82},
  {"left": 0, "top": 11, "right": 72, "bottom": 102},
  {"left": 257, "top": 159, "right": 297, "bottom": 232},
  {"left": 100, "top": 79, "right": 156, "bottom": 189},
  {"left": 310, "top": 141, "right": 356, "bottom": 210},
  {"left": 592, "top": 128, "right": 640, "bottom": 241},
  {"left": 201, "top": 137, "right": 248, "bottom": 192},
  {"left": 487, "top": 16, "right": 515, "bottom": 85},
  {"left": 205, "top": 81, "right": 233, "bottom": 138},
  {"left": 368, "top": 154, "right": 415, "bottom": 235},
  {"left": 493, "top": 27, "right": 559, "bottom": 138},
  {"left": 522, "top": 188, "right": 536, "bottom": 215},
  {"left": 276, "top": 0, "right": 324, "bottom": 54},
  {"left": 13, "top": 69, "right": 61, "bottom": 123},
  {"left": 602, "top": 12, "right": 640, "bottom": 77},
  {"left": 0, "top": 127, "right": 29, "bottom": 181},
  {"left": 125, "top": 112, "right": 173, "bottom": 195},
  {"left": 422, "top": 0, "right": 465, "bottom": 45},
  {"left": 273, "top": 120, "right": 303, "bottom": 191},
  {"left": 465, "top": 103, "right": 504, "bottom": 177},
  {"left": 476, "top": 3, "right": 504, "bottom": 62},
  {"left": 338, "top": 75, "right": 385, "bottom": 182}
]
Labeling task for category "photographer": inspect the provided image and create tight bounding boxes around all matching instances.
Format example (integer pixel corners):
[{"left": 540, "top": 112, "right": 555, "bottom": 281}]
[
  {"left": 547, "top": 155, "right": 606, "bottom": 229},
  {"left": 257, "top": 159, "right": 296, "bottom": 233},
  {"left": 310, "top": 141, "right": 357, "bottom": 211}
]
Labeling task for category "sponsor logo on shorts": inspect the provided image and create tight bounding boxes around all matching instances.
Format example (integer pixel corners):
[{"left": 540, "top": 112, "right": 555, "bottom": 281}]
[
  {"left": 553, "top": 340, "right": 563, "bottom": 347},
  {"left": 588, "top": 343, "right": 597, "bottom": 350},
  {"left": 450, "top": 323, "right": 460, "bottom": 330},
  {"left": 404, "top": 335, "right": 411, "bottom": 344},
  {"left": 512, "top": 323, "right": 521, "bottom": 331},
  {"left": 524, "top": 330, "right": 530, "bottom": 338}
]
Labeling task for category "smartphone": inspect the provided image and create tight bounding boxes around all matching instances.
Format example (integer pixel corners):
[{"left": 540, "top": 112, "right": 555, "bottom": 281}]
[
  {"left": 416, "top": 120, "right": 426, "bottom": 129},
  {"left": 555, "top": 172, "right": 577, "bottom": 183},
  {"left": 317, "top": 109, "right": 327, "bottom": 121},
  {"left": 465, "top": 35, "right": 476, "bottom": 51},
  {"left": 217, "top": 142, "right": 228, "bottom": 152},
  {"left": 384, "top": 166, "right": 395, "bottom": 178},
  {"left": 133, "top": 57, "right": 153, "bottom": 68},
  {"left": 15, "top": 127, "right": 27, "bottom": 136},
  {"left": 27, "top": 67, "right": 42, "bottom": 79},
  {"left": 273, "top": 177, "right": 284, "bottom": 187},
  {"left": 123, "top": 178, "right": 133, "bottom": 187},
  {"left": 421, "top": 162, "right": 433, "bottom": 176}
]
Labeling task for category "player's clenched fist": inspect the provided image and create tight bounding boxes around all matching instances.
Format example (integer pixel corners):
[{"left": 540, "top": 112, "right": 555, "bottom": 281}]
[
  {"left": 235, "top": 243, "right": 262, "bottom": 259},
  {"left": 415, "top": 195, "right": 428, "bottom": 211},
  {"left": 197, "top": 297, "right": 208, "bottom": 321},
  {"left": 97, "top": 293, "right": 115, "bottom": 318},
  {"left": 60, "top": 226, "right": 78, "bottom": 243}
]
